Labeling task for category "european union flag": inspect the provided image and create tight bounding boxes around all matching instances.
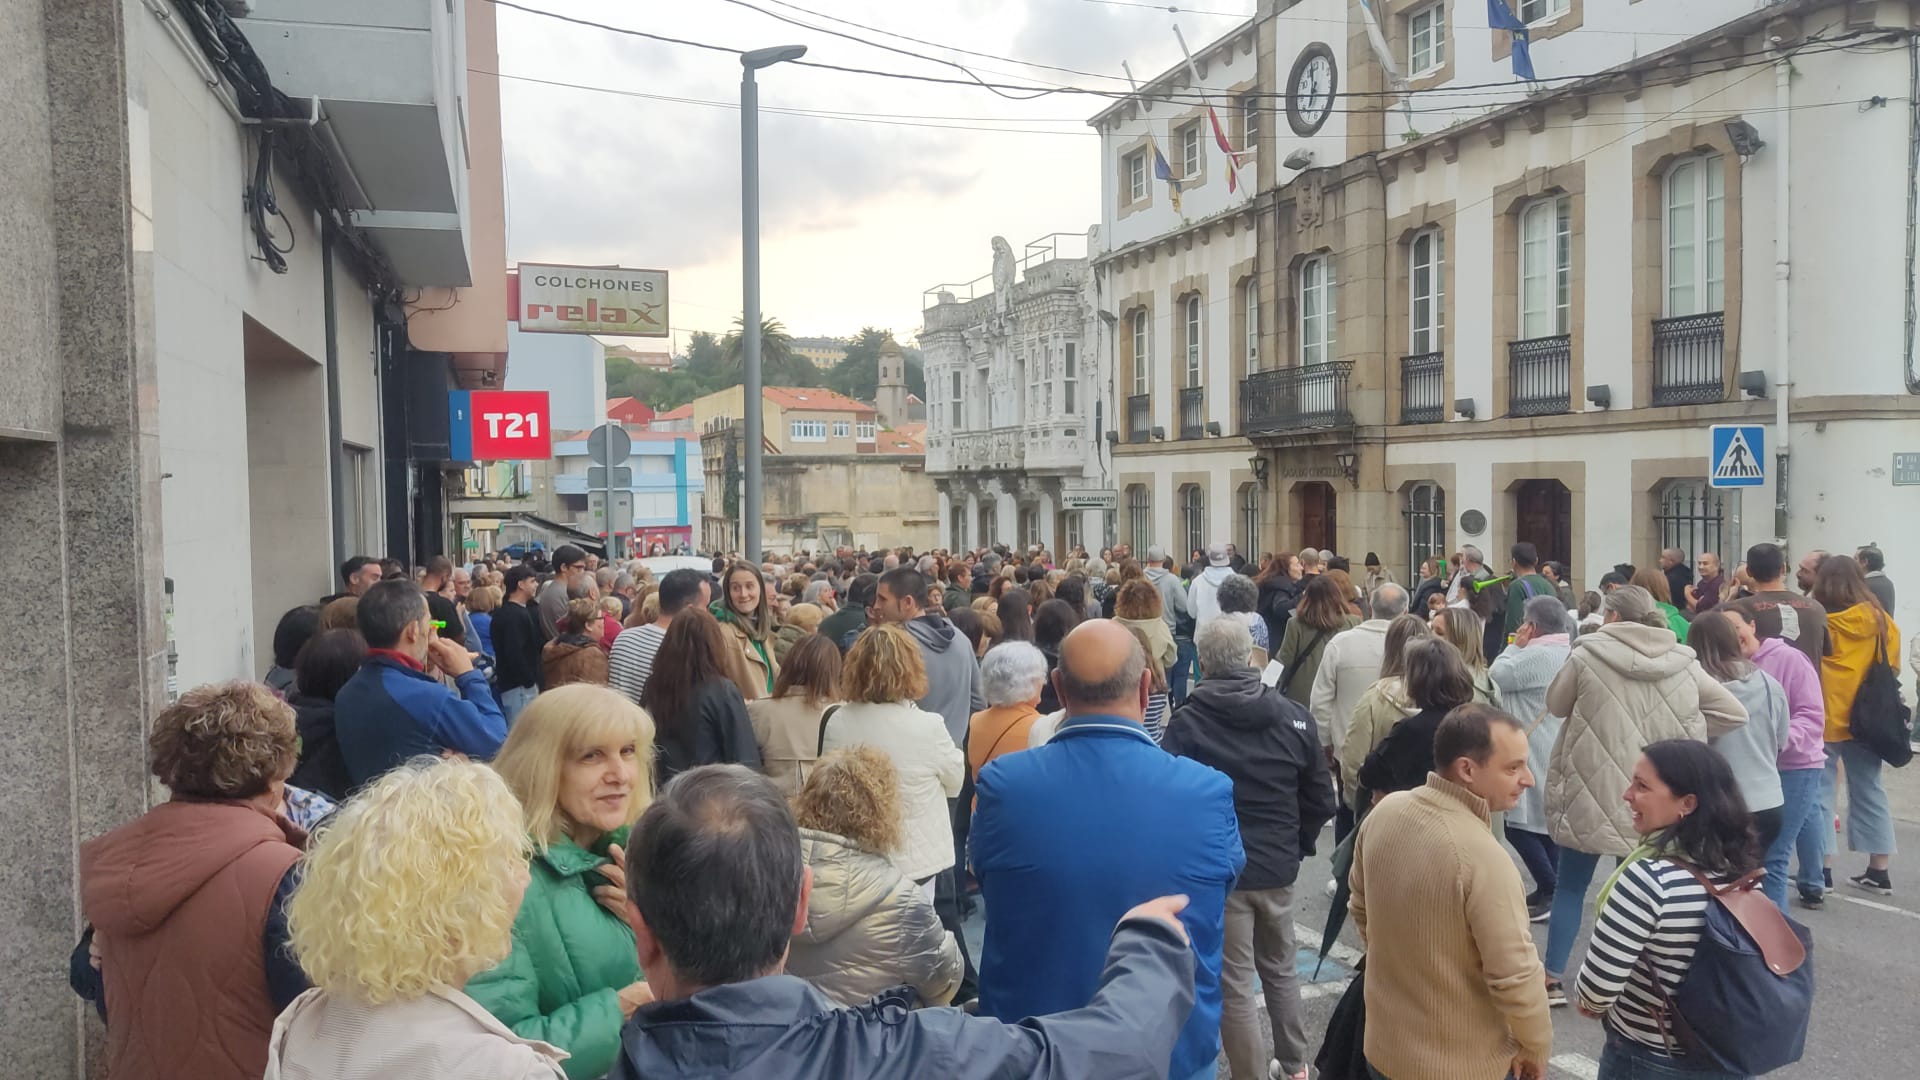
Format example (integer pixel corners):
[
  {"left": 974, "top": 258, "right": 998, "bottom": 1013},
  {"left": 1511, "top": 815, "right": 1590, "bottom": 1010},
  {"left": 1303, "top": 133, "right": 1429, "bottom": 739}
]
[{"left": 1487, "top": 0, "right": 1537, "bottom": 81}]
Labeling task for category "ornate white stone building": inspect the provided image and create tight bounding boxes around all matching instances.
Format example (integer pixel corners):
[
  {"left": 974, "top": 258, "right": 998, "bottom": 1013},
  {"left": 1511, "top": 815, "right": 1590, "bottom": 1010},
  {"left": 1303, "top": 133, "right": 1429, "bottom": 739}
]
[{"left": 921, "top": 232, "right": 1113, "bottom": 552}]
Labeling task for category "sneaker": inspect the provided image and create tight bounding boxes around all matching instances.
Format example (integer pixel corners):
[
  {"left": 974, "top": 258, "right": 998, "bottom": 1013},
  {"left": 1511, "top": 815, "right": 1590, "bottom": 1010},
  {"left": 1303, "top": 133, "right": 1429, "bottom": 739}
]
[
  {"left": 1544, "top": 980, "right": 1567, "bottom": 1008},
  {"left": 1823, "top": 867, "right": 1835, "bottom": 893},
  {"left": 1848, "top": 869, "right": 1894, "bottom": 896},
  {"left": 1797, "top": 890, "right": 1826, "bottom": 910},
  {"left": 1325, "top": 877, "right": 1338, "bottom": 899},
  {"left": 1267, "top": 1063, "right": 1308, "bottom": 1080},
  {"left": 1528, "top": 898, "right": 1552, "bottom": 923}
]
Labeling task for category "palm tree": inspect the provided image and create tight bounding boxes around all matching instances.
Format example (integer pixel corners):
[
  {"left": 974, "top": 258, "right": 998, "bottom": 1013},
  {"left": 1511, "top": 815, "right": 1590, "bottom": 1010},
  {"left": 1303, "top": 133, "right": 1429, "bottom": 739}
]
[{"left": 721, "top": 316, "right": 797, "bottom": 381}]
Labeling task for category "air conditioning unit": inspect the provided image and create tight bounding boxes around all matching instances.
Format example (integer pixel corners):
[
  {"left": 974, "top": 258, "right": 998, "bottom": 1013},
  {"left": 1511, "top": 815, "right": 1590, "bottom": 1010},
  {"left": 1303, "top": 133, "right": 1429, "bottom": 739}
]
[{"left": 218, "top": 0, "right": 255, "bottom": 15}]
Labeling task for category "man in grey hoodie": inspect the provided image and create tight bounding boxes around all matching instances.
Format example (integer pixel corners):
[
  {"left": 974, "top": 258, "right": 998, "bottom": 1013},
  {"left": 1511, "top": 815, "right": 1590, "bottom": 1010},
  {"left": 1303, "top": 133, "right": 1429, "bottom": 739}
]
[
  {"left": 1145, "top": 546, "right": 1197, "bottom": 701},
  {"left": 873, "top": 565, "right": 987, "bottom": 1001}
]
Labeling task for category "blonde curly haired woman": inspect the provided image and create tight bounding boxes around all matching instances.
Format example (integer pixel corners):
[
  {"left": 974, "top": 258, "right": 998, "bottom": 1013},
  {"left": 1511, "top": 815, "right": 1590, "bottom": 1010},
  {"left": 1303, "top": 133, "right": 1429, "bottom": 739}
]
[
  {"left": 787, "top": 746, "right": 963, "bottom": 1007},
  {"left": 266, "top": 758, "right": 566, "bottom": 1080},
  {"left": 465, "top": 685, "right": 657, "bottom": 1080}
]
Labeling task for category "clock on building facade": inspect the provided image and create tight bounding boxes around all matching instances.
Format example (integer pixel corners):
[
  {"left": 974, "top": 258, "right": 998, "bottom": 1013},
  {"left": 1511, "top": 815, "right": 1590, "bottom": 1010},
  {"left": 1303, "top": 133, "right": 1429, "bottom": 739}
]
[{"left": 1286, "top": 42, "right": 1337, "bottom": 137}]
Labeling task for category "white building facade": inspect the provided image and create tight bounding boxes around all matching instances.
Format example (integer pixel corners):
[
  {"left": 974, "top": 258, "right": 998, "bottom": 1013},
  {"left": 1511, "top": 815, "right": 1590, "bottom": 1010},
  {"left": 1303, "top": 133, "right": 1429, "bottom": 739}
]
[
  {"left": 922, "top": 232, "right": 1113, "bottom": 553},
  {"left": 1086, "top": 0, "right": 1920, "bottom": 645}
]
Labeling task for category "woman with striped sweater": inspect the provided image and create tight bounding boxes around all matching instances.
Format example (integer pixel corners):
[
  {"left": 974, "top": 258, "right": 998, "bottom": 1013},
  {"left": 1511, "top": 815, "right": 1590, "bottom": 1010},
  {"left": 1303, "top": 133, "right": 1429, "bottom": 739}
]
[{"left": 1574, "top": 740, "right": 1761, "bottom": 1079}]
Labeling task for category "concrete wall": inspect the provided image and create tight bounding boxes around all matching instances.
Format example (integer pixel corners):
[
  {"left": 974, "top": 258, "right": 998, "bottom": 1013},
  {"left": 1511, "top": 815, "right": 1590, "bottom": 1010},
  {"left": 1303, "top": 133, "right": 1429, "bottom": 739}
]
[
  {"left": 0, "top": 1, "right": 169, "bottom": 1074},
  {"left": 505, "top": 323, "right": 607, "bottom": 431}
]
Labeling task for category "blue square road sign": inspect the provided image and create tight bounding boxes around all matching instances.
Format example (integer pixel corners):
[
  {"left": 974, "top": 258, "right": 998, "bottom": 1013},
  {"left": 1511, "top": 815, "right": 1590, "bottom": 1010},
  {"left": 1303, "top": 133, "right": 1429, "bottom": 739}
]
[{"left": 1709, "top": 425, "right": 1766, "bottom": 488}]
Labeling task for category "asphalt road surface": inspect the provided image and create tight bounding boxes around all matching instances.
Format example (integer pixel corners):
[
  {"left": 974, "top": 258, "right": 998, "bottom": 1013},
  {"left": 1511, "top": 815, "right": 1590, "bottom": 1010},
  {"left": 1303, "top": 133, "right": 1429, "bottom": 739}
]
[{"left": 963, "top": 760, "right": 1920, "bottom": 1079}]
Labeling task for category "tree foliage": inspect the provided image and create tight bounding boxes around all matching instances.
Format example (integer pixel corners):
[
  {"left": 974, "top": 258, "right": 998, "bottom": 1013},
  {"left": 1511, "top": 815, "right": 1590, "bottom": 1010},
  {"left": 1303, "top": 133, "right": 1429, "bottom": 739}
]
[{"left": 607, "top": 318, "right": 925, "bottom": 416}]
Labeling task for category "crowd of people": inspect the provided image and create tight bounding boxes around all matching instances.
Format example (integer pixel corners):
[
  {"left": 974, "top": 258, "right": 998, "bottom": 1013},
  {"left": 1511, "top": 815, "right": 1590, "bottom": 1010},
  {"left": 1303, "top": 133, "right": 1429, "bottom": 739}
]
[{"left": 66, "top": 532, "right": 1912, "bottom": 1079}]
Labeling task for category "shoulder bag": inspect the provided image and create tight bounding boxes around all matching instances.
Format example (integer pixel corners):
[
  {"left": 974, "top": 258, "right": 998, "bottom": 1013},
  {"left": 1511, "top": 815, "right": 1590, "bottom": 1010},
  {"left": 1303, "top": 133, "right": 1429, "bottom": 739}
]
[{"left": 1849, "top": 626, "right": 1913, "bottom": 767}]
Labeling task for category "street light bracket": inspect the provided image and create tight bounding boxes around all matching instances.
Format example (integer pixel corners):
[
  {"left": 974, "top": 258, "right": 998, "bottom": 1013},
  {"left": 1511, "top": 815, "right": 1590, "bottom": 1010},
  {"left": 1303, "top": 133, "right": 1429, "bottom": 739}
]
[{"left": 743, "top": 45, "right": 808, "bottom": 69}]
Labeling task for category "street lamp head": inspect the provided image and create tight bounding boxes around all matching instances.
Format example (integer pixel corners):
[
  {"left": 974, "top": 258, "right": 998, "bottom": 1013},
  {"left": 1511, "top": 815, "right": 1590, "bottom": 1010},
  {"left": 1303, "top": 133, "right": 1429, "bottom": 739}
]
[{"left": 743, "top": 45, "right": 808, "bottom": 69}]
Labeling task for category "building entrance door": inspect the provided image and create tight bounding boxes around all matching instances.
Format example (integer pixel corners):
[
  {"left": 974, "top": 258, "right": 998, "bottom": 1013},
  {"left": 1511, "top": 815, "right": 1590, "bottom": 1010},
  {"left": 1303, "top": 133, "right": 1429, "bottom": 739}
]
[
  {"left": 1513, "top": 479, "right": 1572, "bottom": 567},
  {"left": 1294, "top": 481, "right": 1337, "bottom": 552}
]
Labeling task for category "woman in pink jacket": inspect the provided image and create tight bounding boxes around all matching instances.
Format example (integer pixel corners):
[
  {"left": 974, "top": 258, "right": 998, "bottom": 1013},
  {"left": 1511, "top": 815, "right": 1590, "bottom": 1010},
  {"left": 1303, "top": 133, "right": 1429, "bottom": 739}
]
[{"left": 1720, "top": 605, "right": 1827, "bottom": 913}]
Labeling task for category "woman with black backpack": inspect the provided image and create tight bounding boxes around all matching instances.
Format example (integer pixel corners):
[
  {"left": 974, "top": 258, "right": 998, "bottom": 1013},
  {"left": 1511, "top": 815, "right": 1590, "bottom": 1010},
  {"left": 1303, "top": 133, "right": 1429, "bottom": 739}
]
[{"left": 1574, "top": 740, "right": 1768, "bottom": 1078}]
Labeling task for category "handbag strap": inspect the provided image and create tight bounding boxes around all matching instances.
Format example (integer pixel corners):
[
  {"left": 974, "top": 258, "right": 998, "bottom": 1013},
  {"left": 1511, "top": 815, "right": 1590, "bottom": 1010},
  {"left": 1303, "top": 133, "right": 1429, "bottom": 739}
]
[
  {"left": 815, "top": 704, "right": 841, "bottom": 758},
  {"left": 1278, "top": 628, "right": 1330, "bottom": 695}
]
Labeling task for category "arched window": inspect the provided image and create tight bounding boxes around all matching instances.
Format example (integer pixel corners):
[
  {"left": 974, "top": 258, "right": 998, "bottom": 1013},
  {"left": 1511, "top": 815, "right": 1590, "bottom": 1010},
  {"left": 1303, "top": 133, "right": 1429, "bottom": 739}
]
[
  {"left": 1299, "top": 254, "right": 1336, "bottom": 365},
  {"left": 1126, "top": 484, "right": 1152, "bottom": 548},
  {"left": 1244, "top": 277, "right": 1261, "bottom": 372},
  {"left": 1184, "top": 294, "right": 1203, "bottom": 388},
  {"left": 1664, "top": 155, "right": 1726, "bottom": 317},
  {"left": 1239, "top": 482, "right": 1262, "bottom": 560},
  {"left": 1404, "top": 482, "right": 1446, "bottom": 582},
  {"left": 1131, "top": 311, "right": 1150, "bottom": 396},
  {"left": 1181, "top": 483, "right": 1206, "bottom": 559},
  {"left": 1409, "top": 229, "right": 1444, "bottom": 355}
]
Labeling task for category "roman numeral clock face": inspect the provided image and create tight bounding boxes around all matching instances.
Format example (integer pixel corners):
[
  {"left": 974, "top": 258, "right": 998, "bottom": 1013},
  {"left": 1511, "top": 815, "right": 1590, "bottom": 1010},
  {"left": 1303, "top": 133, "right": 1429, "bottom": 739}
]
[{"left": 1287, "top": 43, "right": 1337, "bottom": 137}]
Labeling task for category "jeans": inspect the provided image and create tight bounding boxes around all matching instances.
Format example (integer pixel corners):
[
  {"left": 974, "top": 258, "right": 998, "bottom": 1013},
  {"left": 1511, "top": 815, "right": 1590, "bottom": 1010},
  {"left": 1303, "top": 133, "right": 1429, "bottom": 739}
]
[
  {"left": 500, "top": 684, "right": 538, "bottom": 726},
  {"left": 1544, "top": 846, "right": 1604, "bottom": 979},
  {"left": 1506, "top": 824, "right": 1560, "bottom": 898},
  {"left": 1767, "top": 767, "right": 1827, "bottom": 910},
  {"left": 1220, "top": 885, "right": 1307, "bottom": 1078},
  {"left": 1824, "top": 739, "right": 1897, "bottom": 855},
  {"left": 1171, "top": 637, "right": 1197, "bottom": 703},
  {"left": 1598, "top": 1031, "right": 1749, "bottom": 1078}
]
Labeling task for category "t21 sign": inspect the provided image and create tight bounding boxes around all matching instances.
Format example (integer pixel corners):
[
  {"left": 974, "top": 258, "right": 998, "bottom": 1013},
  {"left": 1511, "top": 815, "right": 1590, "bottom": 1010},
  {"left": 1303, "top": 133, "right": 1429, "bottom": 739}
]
[{"left": 449, "top": 390, "right": 553, "bottom": 461}]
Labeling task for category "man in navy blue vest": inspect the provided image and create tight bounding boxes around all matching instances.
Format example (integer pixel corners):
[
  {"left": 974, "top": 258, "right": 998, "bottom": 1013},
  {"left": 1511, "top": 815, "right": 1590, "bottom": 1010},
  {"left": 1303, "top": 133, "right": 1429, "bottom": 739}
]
[
  {"left": 972, "top": 619, "right": 1245, "bottom": 1080},
  {"left": 335, "top": 579, "right": 506, "bottom": 787}
]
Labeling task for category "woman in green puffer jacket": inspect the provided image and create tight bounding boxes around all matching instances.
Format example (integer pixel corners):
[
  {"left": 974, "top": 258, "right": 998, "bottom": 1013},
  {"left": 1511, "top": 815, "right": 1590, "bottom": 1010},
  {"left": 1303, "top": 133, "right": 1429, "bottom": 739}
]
[{"left": 466, "top": 685, "right": 656, "bottom": 1080}]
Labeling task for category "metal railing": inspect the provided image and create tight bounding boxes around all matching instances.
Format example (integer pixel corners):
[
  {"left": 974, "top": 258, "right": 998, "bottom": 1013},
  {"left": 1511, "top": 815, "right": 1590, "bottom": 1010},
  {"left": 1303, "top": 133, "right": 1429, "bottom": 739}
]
[
  {"left": 1240, "top": 362, "right": 1353, "bottom": 435},
  {"left": 1178, "top": 386, "right": 1206, "bottom": 439},
  {"left": 1507, "top": 335, "right": 1571, "bottom": 417},
  {"left": 1126, "top": 393, "right": 1152, "bottom": 442},
  {"left": 1400, "top": 352, "right": 1445, "bottom": 424},
  {"left": 1651, "top": 312, "right": 1726, "bottom": 406}
]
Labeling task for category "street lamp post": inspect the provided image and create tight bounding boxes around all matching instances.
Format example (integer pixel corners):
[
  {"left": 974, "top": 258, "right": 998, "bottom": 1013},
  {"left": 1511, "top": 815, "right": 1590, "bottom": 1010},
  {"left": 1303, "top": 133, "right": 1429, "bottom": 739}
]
[{"left": 740, "top": 44, "right": 806, "bottom": 563}]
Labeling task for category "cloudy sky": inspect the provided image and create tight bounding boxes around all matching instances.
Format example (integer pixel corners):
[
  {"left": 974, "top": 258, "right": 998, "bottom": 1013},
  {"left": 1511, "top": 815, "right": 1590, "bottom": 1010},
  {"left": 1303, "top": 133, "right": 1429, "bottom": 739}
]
[{"left": 493, "top": 0, "right": 1248, "bottom": 347}]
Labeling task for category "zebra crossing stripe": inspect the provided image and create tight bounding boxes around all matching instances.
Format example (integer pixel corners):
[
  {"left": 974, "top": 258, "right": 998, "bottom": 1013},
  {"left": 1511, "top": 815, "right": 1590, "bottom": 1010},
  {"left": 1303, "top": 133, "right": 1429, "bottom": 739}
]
[{"left": 1550, "top": 1053, "right": 1600, "bottom": 1079}]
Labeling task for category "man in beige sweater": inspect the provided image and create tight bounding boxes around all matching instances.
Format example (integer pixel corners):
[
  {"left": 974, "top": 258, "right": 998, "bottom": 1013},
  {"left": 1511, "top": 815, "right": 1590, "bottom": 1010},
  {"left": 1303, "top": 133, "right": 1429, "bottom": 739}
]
[{"left": 1350, "top": 704, "right": 1552, "bottom": 1080}]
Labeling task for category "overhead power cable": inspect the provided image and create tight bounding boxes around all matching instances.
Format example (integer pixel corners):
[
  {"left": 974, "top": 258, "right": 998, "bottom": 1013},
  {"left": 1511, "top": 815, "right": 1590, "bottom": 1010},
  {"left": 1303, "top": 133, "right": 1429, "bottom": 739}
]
[{"left": 483, "top": 2, "right": 1898, "bottom": 108}]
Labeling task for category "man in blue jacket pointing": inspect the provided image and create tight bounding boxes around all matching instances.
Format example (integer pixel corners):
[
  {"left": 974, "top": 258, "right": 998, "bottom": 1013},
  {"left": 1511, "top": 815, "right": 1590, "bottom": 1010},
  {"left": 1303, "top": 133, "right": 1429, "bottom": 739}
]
[
  {"left": 335, "top": 578, "right": 507, "bottom": 787},
  {"left": 973, "top": 619, "right": 1246, "bottom": 1080}
]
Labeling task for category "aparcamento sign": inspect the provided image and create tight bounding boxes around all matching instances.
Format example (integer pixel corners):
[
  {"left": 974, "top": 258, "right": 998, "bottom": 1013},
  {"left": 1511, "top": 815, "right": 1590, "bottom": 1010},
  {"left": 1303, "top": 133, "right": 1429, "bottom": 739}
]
[{"left": 516, "top": 263, "right": 669, "bottom": 337}]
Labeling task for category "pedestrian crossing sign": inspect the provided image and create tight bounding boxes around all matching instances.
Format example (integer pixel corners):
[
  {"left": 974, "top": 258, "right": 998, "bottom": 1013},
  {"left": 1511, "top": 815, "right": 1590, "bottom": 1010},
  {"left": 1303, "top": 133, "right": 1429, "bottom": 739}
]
[{"left": 1709, "top": 424, "right": 1766, "bottom": 488}]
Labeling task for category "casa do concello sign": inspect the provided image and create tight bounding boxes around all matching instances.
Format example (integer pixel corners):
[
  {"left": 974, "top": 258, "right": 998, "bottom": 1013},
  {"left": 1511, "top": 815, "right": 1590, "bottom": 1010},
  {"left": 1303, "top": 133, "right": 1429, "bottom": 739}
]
[{"left": 514, "top": 263, "right": 669, "bottom": 337}]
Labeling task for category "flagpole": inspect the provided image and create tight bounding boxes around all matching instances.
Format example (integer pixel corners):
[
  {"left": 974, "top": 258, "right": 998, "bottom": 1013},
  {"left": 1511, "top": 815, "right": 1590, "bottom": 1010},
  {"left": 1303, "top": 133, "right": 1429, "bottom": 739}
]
[{"left": 1171, "top": 24, "right": 1245, "bottom": 197}]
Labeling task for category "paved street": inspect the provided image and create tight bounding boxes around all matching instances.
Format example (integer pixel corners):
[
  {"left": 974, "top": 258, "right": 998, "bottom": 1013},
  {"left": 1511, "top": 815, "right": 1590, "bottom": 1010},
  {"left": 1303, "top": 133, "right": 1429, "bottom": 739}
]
[{"left": 965, "top": 760, "right": 1920, "bottom": 1078}]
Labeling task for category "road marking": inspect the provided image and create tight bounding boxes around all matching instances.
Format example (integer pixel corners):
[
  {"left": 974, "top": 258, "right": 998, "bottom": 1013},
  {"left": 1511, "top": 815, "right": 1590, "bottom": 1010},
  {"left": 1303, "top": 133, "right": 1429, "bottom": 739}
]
[
  {"left": 1299, "top": 979, "right": 1350, "bottom": 1000},
  {"left": 1841, "top": 894, "right": 1920, "bottom": 920},
  {"left": 1550, "top": 1052, "right": 1600, "bottom": 1079},
  {"left": 1294, "top": 922, "right": 1364, "bottom": 967}
]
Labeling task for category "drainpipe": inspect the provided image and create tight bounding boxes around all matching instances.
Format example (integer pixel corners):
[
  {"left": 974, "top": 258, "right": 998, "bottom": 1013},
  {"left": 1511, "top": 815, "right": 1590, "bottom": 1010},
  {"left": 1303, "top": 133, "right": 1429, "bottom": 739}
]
[
  {"left": 322, "top": 219, "right": 347, "bottom": 571},
  {"left": 1904, "top": 33, "right": 1920, "bottom": 393},
  {"left": 1771, "top": 51, "right": 1793, "bottom": 540}
]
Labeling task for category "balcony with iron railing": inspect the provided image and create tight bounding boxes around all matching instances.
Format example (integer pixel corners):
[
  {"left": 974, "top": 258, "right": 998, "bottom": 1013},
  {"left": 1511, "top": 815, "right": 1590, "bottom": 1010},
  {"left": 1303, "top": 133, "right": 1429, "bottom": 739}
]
[
  {"left": 1507, "top": 335, "right": 1571, "bottom": 417},
  {"left": 1178, "top": 386, "right": 1206, "bottom": 440},
  {"left": 1651, "top": 311, "right": 1726, "bottom": 406},
  {"left": 1240, "top": 361, "right": 1353, "bottom": 436},
  {"left": 1400, "top": 352, "right": 1445, "bottom": 424},
  {"left": 1126, "top": 393, "right": 1152, "bottom": 443}
]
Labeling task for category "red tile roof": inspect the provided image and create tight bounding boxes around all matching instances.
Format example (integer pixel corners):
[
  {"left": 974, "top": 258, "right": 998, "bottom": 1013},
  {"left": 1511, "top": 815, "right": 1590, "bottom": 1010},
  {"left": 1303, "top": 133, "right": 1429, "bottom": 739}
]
[
  {"left": 763, "top": 386, "right": 875, "bottom": 415},
  {"left": 654, "top": 403, "right": 694, "bottom": 420}
]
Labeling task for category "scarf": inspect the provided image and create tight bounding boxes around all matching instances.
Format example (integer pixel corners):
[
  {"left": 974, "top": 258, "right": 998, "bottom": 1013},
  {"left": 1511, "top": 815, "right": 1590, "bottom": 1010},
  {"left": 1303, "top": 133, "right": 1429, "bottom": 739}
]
[{"left": 1595, "top": 838, "right": 1672, "bottom": 911}]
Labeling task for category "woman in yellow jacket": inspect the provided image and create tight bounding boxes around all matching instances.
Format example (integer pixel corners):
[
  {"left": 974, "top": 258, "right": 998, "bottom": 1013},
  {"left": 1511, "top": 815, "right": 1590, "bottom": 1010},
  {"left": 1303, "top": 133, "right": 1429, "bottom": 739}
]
[
  {"left": 1811, "top": 556, "right": 1901, "bottom": 896},
  {"left": 713, "top": 561, "right": 780, "bottom": 699}
]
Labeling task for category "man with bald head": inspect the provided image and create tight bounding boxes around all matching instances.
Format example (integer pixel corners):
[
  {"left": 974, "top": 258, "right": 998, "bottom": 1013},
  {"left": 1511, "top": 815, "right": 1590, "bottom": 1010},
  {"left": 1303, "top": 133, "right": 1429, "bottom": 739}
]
[{"left": 971, "top": 620, "right": 1245, "bottom": 1080}]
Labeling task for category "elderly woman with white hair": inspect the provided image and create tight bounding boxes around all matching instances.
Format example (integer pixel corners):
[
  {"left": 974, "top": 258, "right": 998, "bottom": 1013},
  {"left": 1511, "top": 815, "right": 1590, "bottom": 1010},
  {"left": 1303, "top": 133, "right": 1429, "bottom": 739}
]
[
  {"left": 1487, "top": 594, "right": 1576, "bottom": 919},
  {"left": 801, "top": 577, "right": 839, "bottom": 612},
  {"left": 969, "top": 642, "right": 1048, "bottom": 785}
]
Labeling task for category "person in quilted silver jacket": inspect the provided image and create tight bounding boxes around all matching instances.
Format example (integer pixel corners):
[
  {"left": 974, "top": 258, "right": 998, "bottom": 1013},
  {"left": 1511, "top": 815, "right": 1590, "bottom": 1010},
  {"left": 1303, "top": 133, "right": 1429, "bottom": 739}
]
[{"left": 785, "top": 747, "right": 961, "bottom": 1007}]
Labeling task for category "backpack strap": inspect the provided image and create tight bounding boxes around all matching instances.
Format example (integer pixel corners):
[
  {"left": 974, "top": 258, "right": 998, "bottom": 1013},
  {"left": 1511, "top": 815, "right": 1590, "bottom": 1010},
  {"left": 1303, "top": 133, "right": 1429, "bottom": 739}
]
[
  {"left": 1668, "top": 861, "right": 1808, "bottom": 975},
  {"left": 1277, "top": 628, "right": 1330, "bottom": 695}
]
